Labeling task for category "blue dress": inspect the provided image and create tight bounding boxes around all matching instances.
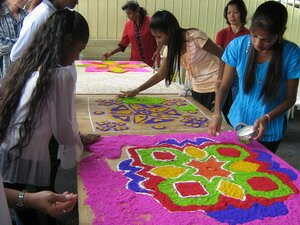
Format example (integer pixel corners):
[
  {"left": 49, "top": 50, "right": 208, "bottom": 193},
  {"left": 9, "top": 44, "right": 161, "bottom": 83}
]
[{"left": 222, "top": 35, "right": 300, "bottom": 142}]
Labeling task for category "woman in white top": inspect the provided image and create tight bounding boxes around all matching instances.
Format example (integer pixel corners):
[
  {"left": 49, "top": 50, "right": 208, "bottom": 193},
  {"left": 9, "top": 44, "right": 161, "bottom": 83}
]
[
  {"left": 118, "top": 10, "right": 223, "bottom": 110},
  {"left": 0, "top": 9, "right": 99, "bottom": 225}
]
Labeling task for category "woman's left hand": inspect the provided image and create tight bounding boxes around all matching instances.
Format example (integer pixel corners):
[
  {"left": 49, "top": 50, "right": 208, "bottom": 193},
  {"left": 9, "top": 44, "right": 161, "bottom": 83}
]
[
  {"left": 80, "top": 133, "right": 101, "bottom": 146},
  {"left": 25, "top": 191, "right": 78, "bottom": 217},
  {"left": 253, "top": 115, "right": 269, "bottom": 140}
]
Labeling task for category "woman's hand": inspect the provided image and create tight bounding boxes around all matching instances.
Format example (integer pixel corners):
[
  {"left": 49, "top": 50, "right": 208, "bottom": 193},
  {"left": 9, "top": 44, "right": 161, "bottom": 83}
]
[
  {"left": 253, "top": 115, "right": 269, "bottom": 140},
  {"left": 152, "top": 51, "right": 161, "bottom": 68},
  {"left": 208, "top": 115, "right": 222, "bottom": 136},
  {"left": 80, "top": 133, "right": 101, "bottom": 146},
  {"left": 117, "top": 89, "right": 140, "bottom": 98},
  {"left": 25, "top": 191, "right": 78, "bottom": 217},
  {"left": 102, "top": 51, "right": 113, "bottom": 60}
]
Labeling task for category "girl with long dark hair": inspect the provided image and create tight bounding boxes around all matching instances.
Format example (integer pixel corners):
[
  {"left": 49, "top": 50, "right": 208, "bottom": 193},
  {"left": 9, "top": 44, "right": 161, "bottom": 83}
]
[
  {"left": 209, "top": 1, "right": 300, "bottom": 153},
  {"left": 0, "top": 9, "right": 91, "bottom": 225},
  {"left": 118, "top": 10, "right": 223, "bottom": 110}
]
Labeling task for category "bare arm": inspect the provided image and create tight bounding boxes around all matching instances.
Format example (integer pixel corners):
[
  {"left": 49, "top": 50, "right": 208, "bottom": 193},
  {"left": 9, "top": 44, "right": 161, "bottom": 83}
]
[
  {"left": 202, "top": 38, "right": 225, "bottom": 84},
  {"left": 4, "top": 189, "right": 77, "bottom": 217},
  {"left": 152, "top": 43, "right": 163, "bottom": 68},
  {"left": 202, "top": 38, "right": 223, "bottom": 58},
  {"left": 117, "top": 56, "right": 167, "bottom": 97},
  {"left": 253, "top": 79, "right": 299, "bottom": 140},
  {"left": 102, "top": 46, "right": 123, "bottom": 60},
  {"left": 208, "top": 64, "right": 235, "bottom": 135}
]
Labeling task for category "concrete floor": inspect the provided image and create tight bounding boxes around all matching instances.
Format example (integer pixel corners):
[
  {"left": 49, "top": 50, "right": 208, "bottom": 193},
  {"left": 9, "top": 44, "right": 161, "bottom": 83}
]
[
  {"left": 276, "top": 109, "right": 300, "bottom": 170},
  {"left": 55, "top": 109, "right": 300, "bottom": 225}
]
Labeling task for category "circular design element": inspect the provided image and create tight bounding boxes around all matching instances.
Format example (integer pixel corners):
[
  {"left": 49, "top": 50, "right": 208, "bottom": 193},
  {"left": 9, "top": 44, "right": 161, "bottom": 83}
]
[
  {"left": 152, "top": 125, "right": 166, "bottom": 130},
  {"left": 94, "top": 111, "right": 105, "bottom": 115},
  {"left": 217, "top": 148, "right": 241, "bottom": 157},
  {"left": 152, "top": 151, "right": 176, "bottom": 161}
]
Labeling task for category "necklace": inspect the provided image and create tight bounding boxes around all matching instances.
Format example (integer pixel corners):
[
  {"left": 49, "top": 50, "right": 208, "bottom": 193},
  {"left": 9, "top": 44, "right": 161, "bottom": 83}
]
[{"left": 255, "top": 73, "right": 263, "bottom": 84}]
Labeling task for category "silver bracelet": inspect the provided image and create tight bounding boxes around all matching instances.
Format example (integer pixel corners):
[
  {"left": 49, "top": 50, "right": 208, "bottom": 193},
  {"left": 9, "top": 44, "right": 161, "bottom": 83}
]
[{"left": 16, "top": 190, "right": 26, "bottom": 209}]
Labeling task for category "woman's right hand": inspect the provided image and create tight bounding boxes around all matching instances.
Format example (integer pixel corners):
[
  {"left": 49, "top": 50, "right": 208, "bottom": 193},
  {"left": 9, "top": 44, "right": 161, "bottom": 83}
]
[
  {"left": 208, "top": 115, "right": 222, "bottom": 136},
  {"left": 102, "top": 51, "right": 113, "bottom": 60},
  {"left": 117, "top": 89, "right": 140, "bottom": 98}
]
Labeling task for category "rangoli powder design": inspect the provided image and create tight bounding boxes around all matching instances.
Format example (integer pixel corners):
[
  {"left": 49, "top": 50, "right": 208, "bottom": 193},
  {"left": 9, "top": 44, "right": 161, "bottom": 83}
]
[
  {"left": 79, "top": 132, "right": 300, "bottom": 225},
  {"left": 93, "top": 97, "right": 209, "bottom": 132},
  {"left": 77, "top": 60, "right": 151, "bottom": 73}
]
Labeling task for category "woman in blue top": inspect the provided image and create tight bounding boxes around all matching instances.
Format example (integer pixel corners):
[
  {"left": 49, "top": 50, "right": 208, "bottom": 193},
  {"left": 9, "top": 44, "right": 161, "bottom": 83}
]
[{"left": 209, "top": 1, "right": 300, "bottom": 153}]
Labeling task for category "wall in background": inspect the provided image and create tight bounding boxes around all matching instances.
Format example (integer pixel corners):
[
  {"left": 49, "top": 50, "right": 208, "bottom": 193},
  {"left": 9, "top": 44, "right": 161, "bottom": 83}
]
[{"left": 76, "top": 0, "right": 300, "bottom": 60}]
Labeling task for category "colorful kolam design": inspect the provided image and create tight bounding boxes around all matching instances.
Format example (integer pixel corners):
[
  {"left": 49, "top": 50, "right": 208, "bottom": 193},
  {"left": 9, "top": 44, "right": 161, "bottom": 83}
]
[
  {"left": 92, "top": 96, "right": 209, "bottom": 132},
  {"left": 79, "top": 132, "right": 300, "bottom": 225},
  {"left": 77, "top": 60, "right": 151, "bottom": 73}
]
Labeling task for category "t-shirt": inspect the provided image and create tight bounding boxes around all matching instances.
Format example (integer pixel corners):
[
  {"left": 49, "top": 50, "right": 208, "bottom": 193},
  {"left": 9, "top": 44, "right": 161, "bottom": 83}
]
[
  {"left": 216, "top": 26, "right": 250, "bottom": 49},
  {"left": 223, "top": 35, "right": 300, "bottom": 142}
]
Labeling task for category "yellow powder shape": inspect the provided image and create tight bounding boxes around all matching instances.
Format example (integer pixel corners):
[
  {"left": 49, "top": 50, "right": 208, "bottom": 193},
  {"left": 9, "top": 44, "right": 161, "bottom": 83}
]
[
  {"left": 150, "top": 166, "right": 186, "bottom": 178},
  {"left": 95, "top": 64, "right": 109, "bottom": 69},
  {"left": 104, "top": 61, "right": 117, "bottom": 65},
  {"left": 218, "top": 180, "right": 245, "bottom": 201},
  {"left": 229, "top": 161, "right": 260, "bottom": 172},
  {"left": 134, "top": 115, "right": 147, "bottom": 123},
  {"left": 108, "top": 67, "right": 126, "bottom": 73},
  {"left": 184, "top": 146, "right": 207, "bottom": 159}
]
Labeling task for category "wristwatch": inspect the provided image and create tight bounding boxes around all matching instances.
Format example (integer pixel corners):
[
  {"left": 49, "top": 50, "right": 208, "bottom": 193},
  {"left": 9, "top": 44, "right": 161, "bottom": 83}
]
[{"left": 16, "top": 191, "right": 26, "bottom": 209}]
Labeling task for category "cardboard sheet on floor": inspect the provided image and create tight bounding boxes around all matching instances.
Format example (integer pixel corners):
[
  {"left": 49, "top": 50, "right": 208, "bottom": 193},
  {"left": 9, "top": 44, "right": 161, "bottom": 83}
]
[{"left": 76, "top": 95, "right": 214, "bottom": 135}]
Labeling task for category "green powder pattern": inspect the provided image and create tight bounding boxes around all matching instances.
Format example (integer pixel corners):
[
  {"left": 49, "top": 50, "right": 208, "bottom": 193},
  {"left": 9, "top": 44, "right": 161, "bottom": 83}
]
[{"left": 120, "top": 97, "right": 163, "bottom": 105}]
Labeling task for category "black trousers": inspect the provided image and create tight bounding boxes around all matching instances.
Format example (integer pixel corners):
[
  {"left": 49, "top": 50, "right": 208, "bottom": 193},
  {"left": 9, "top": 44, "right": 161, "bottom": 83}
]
[
  {"left": 259, "top": 139, "right": 282, "bottom": 153},
  {"left": 49, "top": 136, "right": 60, "bottom": 192},
  {"left": 221, "top": 87, "right": 233, "bottom": 123},
  {"left": 191, "top": 90, "right": 215, "bottom": 111}
]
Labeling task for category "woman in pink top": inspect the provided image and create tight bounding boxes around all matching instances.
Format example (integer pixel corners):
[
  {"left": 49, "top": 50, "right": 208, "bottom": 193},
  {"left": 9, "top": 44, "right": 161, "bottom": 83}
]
[
  {"left": 102, "top": 1, "right": 158, "bottom": 67},
  {"left": 118, "top": 10, "right": 223, "bottom": 111},
  {"left": 216, "top": 0, "right": 250, "bottom": 120}
]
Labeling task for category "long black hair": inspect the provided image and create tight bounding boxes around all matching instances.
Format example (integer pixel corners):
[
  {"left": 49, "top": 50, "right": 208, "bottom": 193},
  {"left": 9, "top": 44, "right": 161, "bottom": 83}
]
[
  {"left": 150, "top": 10, "right": 185, "bottom": 86},
  {"left": 224, "top": 0, "right": 247, "bottom": 26},
  {"left": 122, "top": 1, "right": 148, "bottom": 21},
  {"left": 0, "top": 9, "right": 89, "bottom": 159},
  {"left": 243, "top": 1, "right": 287, "bottom": 103}
]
